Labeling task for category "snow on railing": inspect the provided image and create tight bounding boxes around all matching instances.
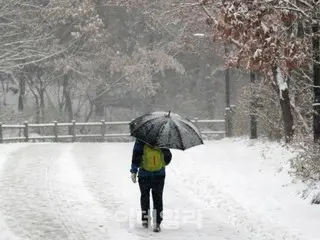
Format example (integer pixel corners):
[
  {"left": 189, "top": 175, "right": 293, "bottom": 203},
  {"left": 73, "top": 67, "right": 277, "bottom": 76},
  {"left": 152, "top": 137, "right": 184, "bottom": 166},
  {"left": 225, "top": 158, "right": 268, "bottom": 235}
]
[{"left": 0, "top": 119, "right": 225, "bottom": 143}]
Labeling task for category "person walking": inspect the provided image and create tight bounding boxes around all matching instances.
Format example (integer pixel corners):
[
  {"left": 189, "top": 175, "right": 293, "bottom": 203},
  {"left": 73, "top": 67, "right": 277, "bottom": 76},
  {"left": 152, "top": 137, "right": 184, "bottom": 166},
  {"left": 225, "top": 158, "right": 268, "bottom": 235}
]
[{"left": 130, "top": 139, "right": 172, "bottom": 232}]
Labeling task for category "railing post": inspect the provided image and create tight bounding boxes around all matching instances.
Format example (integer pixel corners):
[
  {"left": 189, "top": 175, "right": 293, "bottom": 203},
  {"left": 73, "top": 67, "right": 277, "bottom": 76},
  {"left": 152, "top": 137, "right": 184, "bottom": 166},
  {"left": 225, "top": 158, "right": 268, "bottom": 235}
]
[
  {"left": 24, "top": 121, "right": 29, "bottom": 142},
  {"left": 101, "top": 120, "right": 106, "bottom": 142},
  {"left": 53, "top": 121, "right": 58, "bottom": 142},
  {"left": 0, "top": 122, "right": 3, "bottom": 144},
  {"left": 72, "top": 120, "right": 76, "bottom": 142}
]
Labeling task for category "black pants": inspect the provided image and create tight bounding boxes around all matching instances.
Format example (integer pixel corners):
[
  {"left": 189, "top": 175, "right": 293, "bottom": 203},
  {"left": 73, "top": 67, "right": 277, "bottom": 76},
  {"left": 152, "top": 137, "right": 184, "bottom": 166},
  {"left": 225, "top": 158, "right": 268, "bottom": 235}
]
[{"left": 138, "top": 175, "right": 165, "bottom": 225}]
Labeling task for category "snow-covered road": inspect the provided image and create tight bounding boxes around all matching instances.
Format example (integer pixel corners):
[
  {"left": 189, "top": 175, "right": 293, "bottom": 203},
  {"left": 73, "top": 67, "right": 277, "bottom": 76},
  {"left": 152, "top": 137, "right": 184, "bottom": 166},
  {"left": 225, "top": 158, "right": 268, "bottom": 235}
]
[{"left": 0, "top": 139, "right": 319, "bottom": 240}]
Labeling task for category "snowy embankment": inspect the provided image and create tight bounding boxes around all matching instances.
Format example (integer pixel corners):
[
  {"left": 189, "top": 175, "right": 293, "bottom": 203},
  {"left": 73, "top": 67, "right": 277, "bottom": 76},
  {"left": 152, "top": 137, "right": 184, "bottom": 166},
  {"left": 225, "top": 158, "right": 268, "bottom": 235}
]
[{"left": 0, "top": 138, "right": 319, "bottom": 240}]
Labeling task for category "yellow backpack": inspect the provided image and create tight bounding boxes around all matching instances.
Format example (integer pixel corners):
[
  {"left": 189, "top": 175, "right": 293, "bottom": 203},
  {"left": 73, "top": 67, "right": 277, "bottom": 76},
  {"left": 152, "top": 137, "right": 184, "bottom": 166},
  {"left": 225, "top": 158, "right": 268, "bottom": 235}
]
[{"left": 141, "top": 144, "right": 165, "bottom": 172}]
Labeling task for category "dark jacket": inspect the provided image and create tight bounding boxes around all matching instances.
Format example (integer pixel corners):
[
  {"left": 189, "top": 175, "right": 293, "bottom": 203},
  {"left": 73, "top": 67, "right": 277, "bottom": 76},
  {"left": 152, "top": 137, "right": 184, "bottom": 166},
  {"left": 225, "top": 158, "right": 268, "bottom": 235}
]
[{"left": 130, "top": 140, "right": 172, "bottom": 177}]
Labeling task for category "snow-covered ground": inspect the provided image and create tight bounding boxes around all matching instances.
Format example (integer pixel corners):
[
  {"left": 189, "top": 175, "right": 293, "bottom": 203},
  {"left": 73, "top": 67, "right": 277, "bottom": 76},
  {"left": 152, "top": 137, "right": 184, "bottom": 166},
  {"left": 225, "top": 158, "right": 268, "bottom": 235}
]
[{"left": 0, "top": 138, "right": 319, "bottom": 240}]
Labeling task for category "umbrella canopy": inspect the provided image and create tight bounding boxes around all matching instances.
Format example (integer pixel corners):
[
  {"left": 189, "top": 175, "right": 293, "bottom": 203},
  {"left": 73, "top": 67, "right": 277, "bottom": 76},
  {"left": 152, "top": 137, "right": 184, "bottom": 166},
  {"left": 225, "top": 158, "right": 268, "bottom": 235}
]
[{"left": 129, "top": 111, "right": 203, "bottom": 150}]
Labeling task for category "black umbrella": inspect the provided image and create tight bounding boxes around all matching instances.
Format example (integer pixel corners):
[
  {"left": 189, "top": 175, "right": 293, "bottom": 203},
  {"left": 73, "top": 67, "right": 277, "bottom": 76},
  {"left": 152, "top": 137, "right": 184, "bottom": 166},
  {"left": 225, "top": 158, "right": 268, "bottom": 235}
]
[{"left": 129, "top": 111, "right": 203, "bottom": 150}]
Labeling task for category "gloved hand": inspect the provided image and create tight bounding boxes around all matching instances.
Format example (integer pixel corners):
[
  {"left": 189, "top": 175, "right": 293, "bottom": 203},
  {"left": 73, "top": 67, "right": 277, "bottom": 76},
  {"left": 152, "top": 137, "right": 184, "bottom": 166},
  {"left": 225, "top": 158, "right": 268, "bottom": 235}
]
[{"left": 131, "top": 173, "right": 137, "bottom": 183}]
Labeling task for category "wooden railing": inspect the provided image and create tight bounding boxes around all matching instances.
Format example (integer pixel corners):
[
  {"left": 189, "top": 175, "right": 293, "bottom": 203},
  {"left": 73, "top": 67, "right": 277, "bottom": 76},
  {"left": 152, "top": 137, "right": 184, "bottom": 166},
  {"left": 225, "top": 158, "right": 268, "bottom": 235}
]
[{"left": 0, "top": 119, "right": 225, "bottom": 143}]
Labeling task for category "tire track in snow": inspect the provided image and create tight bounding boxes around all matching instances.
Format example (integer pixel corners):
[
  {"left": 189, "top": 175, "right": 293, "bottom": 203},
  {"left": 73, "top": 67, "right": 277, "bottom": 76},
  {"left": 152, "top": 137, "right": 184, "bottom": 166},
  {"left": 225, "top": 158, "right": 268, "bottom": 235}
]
[
  {"left": 71, "top": 144, "right": 137, "bottom": 234},
  {"left": 52, "top": 143, "right": 141, "bottom": 240},
  {"left": 0, "top": 143, "right": 131, "bottom": 240},
  {"left": 0, "top": 144, "right": 26, "bottom": 240},
  {"left": 44, "top": 144, "right": 112, "bottom": 240},
  {"left": 0, "top": 144, "right": 69, "bottom": 240}
]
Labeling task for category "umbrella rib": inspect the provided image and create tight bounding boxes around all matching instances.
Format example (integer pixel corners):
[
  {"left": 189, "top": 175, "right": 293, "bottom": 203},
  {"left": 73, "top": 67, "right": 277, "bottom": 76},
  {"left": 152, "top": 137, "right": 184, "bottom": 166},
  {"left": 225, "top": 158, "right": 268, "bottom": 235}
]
[
  {"left": 153, "top": 120, "right": 168, "bottom": 148},
  {"left": 172, "top": 119, "right": 185, "bottom": 150}
]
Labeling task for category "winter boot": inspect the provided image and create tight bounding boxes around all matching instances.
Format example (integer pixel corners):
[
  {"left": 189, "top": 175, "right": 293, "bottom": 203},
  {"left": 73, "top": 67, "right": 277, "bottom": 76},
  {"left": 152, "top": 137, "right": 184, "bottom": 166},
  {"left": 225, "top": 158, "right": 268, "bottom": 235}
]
[
  {"left": 142, "top": 220, "right": 149, "bottom": 228},
  {"left": 153, "top": 224, "right": 161, "bottom": 232}
]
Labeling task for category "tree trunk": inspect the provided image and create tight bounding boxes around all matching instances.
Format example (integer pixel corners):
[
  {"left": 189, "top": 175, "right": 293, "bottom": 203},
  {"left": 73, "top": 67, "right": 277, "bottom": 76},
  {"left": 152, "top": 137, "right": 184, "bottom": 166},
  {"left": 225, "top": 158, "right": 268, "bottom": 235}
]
[
  {"left": 26, "top": 79, "right": 41, "bottom": 133},
  {"left": 272, "top": 66, "right": 294, "bottom": 143},
  {"left": 80, "top": 96, "right": 95, "bottom": 134},
  {"left": 34, "top": 94, "right": 40, "bottom": 125},
  {"left": 63, "top": 74, "right": 73, "bottom": 134},
  {"left": 205, "top": 78, "right": 216, "bottom": 119},
  {"left": 37, "top": 70, "right": 46, "bottom": 123},
  {"left": 279, "top": 88, "right": 294, "bottom": 143},
  {"left": 1, "top": 80, "right": 7, "bottom": 106},
  {"left": 312, "top": 5, "right": 320, "bottom": 143},
  {"left": 30, "top": 89, "right": 41, "bottom": 133},
  {"left": 57, "top": 80, "right": 64, "bottom": 115},
  {"left": 39, "top": 89, "right": 45, "bottom": 123},
  {"left": 250, "top": 71, "right": 258, "bottom": 139},
  {"left": 18, "top": 76, "right": 25, "bottom": 111},
  {"left": 95, "top": 85, "right": 104, "bottom": 116},
  {"left": 147, "top": 33, "right": 157, "bottom": 112},
  {"left": 224, "top": 43, "right": 232, "bottom": 137}
]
